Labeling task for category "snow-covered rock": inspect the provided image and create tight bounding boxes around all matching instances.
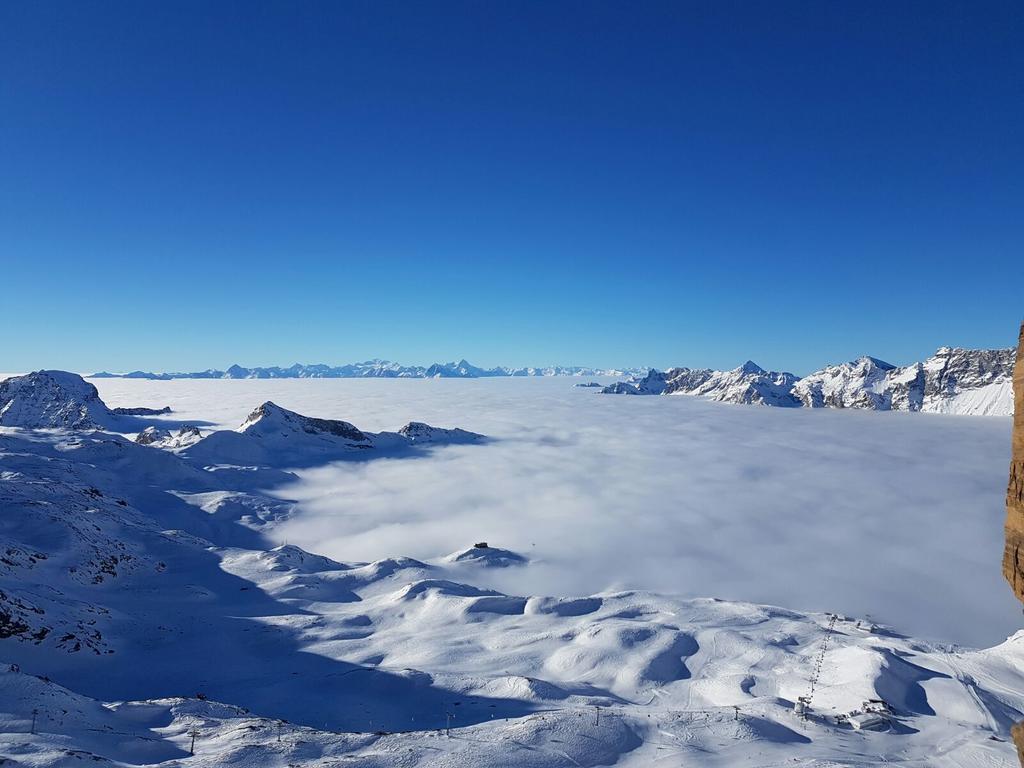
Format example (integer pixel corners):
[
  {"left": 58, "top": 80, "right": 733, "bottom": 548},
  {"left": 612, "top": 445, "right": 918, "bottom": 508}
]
[
  {"left": 601, "top": 369, "right": 671, "bottom": 395},
  {"left": 920, "top": 346, "right": 1016, "bottom": 415},
  {"left": 398, "top": 421, "right": 485, "bottom": 444},
  {"left": 135, "top": 425, "right": 203, "bottom": 449},
  {"left": 0, "top": 371, "right": 184, "bottom": 430},
  {"left": 0, "top": 370, "right": 112, "bottom": 429}
]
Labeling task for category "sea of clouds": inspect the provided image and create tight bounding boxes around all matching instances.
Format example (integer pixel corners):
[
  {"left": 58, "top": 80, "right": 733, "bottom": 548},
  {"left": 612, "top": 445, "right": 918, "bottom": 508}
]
[{"left": 93, "top": 376, "right": 1019, "bottom": 648}]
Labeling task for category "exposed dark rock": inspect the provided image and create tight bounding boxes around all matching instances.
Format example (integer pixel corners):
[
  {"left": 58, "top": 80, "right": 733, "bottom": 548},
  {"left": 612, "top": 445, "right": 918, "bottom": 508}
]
[{"left": 1003, "top": 322, "right": 1024, "bottom": 603}]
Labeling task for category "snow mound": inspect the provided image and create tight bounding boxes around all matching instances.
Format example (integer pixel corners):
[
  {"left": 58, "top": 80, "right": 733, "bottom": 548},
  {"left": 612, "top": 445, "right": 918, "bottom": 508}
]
[
  {"left": 258, "top": 544, "right": 350, "bottom": 573},
  {"left": 445, "top": 543, "right": 528, "bottom": 567}
]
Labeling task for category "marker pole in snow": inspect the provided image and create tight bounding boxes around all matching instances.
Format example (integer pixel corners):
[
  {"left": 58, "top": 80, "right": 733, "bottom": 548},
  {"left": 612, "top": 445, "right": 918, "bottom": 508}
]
[
  {"left": 31, "top": 708, "right": 38, "bottom": 734},
  {"left": 188, "top": 728, "right": 200, "bottom": 755},
  {"left": 446, "top": 712, "right": 453, "bottom": 737},
  {"left": 594, "top": 706, "right": 600, "bottom": 726}
]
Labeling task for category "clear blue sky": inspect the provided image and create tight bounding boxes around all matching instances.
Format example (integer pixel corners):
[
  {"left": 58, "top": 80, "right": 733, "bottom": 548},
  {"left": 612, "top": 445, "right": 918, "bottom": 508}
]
[{"left": 1, "top": 1, "right": 1021, "bottom": 374}]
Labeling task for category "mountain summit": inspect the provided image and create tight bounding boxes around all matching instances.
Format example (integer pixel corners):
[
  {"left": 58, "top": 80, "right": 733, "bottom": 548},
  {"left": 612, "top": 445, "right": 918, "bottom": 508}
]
[{"left": 0, "top": 370, "right": 113, "bottom": 429}]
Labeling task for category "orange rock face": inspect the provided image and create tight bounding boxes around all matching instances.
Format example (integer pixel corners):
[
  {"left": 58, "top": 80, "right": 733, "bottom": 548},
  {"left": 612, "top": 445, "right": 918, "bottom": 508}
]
[{"left": 1004, "top": 322, "right": 1024, "bottom": 603}]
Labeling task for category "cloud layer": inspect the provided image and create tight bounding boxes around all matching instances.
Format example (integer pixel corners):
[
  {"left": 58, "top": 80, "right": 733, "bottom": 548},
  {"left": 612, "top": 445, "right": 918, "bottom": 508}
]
[{"left": 95, "top": 377, "right": 1018, "bottom": 647}]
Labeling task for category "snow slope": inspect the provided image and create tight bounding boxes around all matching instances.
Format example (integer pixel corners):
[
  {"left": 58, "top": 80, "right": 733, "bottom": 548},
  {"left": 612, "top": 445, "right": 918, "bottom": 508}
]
[{"left": 2, "top": 420, "right": 1023, "bottom": 766}]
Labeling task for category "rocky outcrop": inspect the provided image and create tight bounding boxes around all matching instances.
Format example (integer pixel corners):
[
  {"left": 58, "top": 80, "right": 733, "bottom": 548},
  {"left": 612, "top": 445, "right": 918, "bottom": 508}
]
[
  {"left": 112, "top": 405, "right": 172, "bottom": 416},
  {"left": 1003, "top": 323, "right": 1024, "bottom": 604},
  {"left": 135, "top": 425, "right": 203, "bottom": 449},
  {"left": 397, "top": 422, "right": 484, "bottom": 444}
]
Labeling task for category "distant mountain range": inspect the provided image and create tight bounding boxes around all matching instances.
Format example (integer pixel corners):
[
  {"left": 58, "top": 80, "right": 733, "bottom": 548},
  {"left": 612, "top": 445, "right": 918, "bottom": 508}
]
[
  {"left": 78, "top": 346, "right": 1017, "bottom": 416},
  {"left": 601, "top": 346, "right": 1015, "bottom": 416},
  {"left": 89, "top": 359, "right": 645, "bottom": 380}
]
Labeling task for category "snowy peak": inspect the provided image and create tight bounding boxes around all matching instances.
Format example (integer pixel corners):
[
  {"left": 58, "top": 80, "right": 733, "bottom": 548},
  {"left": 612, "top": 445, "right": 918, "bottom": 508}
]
[
  {"left": 735, "top": 360, "right": 766, "bottom": 375},
  {"left": 793, "top": 356, "right": 900, "bottom": 410},
  {"left": 239, "top": 401, "right": 370, "bottom": 443},
  {"left": 603, "top": 346, "right": 1015, "bottom": 415},
  {"left": 0, "top": 370, "right": 112, "bottom": 429},
  {"left": 679, "top": 364, "right": 799, "bottom": 406}
]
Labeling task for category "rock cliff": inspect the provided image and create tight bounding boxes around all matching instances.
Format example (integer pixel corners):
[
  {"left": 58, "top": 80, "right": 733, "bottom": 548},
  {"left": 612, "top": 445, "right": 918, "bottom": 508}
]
[{"left": 1003, "top": 322, "right": 1024, "bottom": 603}]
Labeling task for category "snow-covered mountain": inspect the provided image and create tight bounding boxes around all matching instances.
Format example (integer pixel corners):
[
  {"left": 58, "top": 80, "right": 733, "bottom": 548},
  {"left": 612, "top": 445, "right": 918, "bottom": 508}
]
[
  {"left": 603, "top": 347, "right": 1015, "bottom": 415},
  {"left": 604, "top": 362, "right": 800, "bottom": 406},
  {"left": 0, "top": 370, "right": 114, "bottom": 429},
  {"left": 793, "top": 347, "right": 1016, "bottom": 416},
  {"left": 792, "top": 356, "right": 898, "bottom": 409},
  {"left": 176, "top": 400, "right": 484, "bottom": 467},
  {"left": 2, "top": 370, "right": 1023, "bottom": 766},
  {"left": 90, "top": 360, "right": 644, "bottom": 380},
  {"left": 0, "top": 371, "right": 177, "bottom": 431}
]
